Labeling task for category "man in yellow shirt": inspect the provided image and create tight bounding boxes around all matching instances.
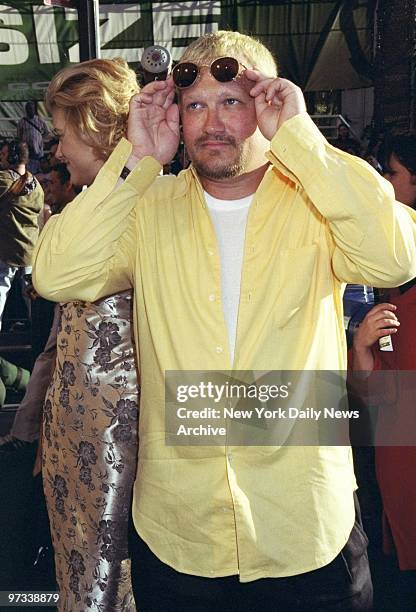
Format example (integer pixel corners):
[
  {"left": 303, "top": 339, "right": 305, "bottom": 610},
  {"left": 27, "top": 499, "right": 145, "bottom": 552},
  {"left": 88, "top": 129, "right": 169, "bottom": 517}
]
[{"left": 33, "top": 32, "right": 416, "bottom": 610}]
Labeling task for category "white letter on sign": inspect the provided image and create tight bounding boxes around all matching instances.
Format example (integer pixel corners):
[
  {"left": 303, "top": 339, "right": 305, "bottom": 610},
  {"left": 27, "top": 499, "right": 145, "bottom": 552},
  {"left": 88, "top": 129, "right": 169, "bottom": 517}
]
[
  {"left": 0, "top": 5, "right": 29, "bottom": 65},
  {"left": 33, "top": 5, "right": 60, "bottom": 64},
  {"left": 152, "top": 1, "right": 221, "bottom": 61}
]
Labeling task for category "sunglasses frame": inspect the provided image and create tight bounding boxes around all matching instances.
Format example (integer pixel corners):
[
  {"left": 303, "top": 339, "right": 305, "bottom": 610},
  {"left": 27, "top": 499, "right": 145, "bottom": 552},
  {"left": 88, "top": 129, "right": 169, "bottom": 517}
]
[{"left": 172, "top": 56, "right": 247, "bottom": 89}]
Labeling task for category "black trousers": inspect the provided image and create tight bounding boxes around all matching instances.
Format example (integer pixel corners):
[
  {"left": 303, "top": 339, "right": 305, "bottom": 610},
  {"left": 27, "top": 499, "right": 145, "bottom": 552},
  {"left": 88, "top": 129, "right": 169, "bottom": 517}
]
[{"left": 129, "top": 500, "right": 373, "bottom": 611}]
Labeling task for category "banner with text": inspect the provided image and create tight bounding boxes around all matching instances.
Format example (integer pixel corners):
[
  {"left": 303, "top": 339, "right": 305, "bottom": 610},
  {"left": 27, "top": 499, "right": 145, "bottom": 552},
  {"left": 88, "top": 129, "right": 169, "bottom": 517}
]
[{"left": 0, "top": 1, "right": 373, "bottom": 100}]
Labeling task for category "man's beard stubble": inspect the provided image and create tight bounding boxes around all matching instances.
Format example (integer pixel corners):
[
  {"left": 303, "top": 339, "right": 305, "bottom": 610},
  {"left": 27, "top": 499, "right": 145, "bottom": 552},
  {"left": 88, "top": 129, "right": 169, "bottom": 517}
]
[{"left": 190, "top": 135, "right": 250, "bottom": 180}]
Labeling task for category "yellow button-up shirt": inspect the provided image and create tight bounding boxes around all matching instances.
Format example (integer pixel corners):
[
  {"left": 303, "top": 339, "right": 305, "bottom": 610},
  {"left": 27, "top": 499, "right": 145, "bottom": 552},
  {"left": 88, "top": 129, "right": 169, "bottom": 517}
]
[{"left": 33, "top": 114, "right": 416, "bottom": 580}]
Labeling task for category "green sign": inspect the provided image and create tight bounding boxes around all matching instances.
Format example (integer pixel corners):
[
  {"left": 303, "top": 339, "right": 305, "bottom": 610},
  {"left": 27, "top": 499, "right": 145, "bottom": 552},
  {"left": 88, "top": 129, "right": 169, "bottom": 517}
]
[{"left": 0, "top": 1, "right": 373, "bottom": 100}]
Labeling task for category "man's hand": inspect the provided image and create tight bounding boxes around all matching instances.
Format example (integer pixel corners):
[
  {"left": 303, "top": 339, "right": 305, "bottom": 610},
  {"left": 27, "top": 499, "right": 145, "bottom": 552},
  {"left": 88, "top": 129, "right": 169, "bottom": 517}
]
[
  {"left": 127, "top": 77, "right": 180, "bottom": 165},
  {"left": 245, "top": 71, "right": 307, "bottom": 141}
]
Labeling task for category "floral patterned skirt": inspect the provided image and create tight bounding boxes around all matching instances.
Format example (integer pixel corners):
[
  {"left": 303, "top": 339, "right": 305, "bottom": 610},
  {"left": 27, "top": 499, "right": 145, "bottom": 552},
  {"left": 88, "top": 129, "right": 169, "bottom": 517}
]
[{"left": 42, "top": 291, "right": 138, "bottom": 611}]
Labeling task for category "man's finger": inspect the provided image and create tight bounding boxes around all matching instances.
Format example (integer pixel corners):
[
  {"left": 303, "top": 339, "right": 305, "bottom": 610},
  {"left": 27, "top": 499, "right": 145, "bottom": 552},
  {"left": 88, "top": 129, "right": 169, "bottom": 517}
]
[
  {"left": 141, "top": 79, "right": 170, "bottom": 95},
  {"left": 253, "top": 90, "right": 267, "bottom": 111},
  {"left": 243, "top": 68, "right": 270, "bottom": 83},
  {"left": 148, "top": 80, "right": 175, "bottom": 108},
  {"left": 162, "top": 88, "right": 176, "bottom": 110},
  {"left": 249, "top": 77, "right": 277, "bottom": 98},
  {"left": 166, "top": 103, "right": 180, "bottom": 135}
]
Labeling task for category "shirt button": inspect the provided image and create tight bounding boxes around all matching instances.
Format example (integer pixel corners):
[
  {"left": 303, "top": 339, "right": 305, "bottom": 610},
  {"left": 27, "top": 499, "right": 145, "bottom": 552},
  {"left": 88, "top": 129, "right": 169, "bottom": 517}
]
[
  {"left": 228, "top": 453, "right": 233, "bottom": 463},
  {"left": 209, "top": 293, "right": 216, "bottom": 302},
  {"left": 208, "top": 249, "right": 214, "bottom": 256},
  {"left": 216, "top": 346, "right": 223, "bottom": 353}
]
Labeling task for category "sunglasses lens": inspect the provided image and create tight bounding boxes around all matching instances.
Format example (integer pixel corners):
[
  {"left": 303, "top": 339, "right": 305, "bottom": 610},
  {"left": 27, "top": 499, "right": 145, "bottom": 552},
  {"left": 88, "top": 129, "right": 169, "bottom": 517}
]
[
  {"left": 211, "top": 57, "right": 240, "bottom": 82},
  {"left": 173, "top": 62, "right": 199, "bottom": 88}
]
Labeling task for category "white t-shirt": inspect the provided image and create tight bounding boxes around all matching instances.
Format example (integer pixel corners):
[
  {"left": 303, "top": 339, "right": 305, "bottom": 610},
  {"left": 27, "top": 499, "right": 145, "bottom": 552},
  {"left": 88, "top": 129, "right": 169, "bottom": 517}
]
[{"left": 204, "top": 191, "right": 253, "bottom": 363}]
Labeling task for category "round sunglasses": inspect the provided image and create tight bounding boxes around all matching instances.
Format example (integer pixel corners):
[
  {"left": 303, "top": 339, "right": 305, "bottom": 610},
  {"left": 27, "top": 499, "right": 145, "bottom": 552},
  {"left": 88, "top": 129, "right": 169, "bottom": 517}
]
[{"left": 172, "top": 56, "right": 247, "bottom": 89}]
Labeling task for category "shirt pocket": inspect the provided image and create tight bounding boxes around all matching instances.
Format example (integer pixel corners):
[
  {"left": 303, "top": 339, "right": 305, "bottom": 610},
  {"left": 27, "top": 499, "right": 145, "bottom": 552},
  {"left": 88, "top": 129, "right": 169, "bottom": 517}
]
[{"left": 274, "top": 244, "right": 318, "bottom": 328}]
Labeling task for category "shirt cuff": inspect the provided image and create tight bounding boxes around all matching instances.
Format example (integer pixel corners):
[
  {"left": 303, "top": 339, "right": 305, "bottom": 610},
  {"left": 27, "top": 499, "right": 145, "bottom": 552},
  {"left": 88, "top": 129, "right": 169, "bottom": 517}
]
[
  {"left": 89, "top": 137, "right": 162, "bottom": 197},
  {"left": 265, "top": 113, "right": 328, "bottom": 183}
]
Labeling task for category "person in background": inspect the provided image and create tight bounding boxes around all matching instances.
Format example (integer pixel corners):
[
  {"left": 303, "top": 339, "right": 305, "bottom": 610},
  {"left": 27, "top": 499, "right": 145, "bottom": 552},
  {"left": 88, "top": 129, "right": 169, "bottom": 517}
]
[
  {"left": 382, "top": 135, "right": 416, "bottom": 208},
  {"left": 351, "top": 134, "right": 416, "bottom": 611},
  {"left": 17, "top": 101, "right": 50, "bottom": 173},
  {"left": 39, "top": 155, "right": 51, "bottom": 175},
  {"left": 35, "top": 156, "right": 53, "bottom": 216},
  {"left": 33, "top": 30, "right": 416, "bottom": 611},
  {"left": 47, "top": 163, "right": 78, "bottom": 215},
  {"left": 364, "top": 152, "right": 383, "bottom": 174},
  {"left": 0, "top": 140, "right": 43, "bottom": 331},
  {"left": 0, "top": 140, "right": 9, "bottom": 170},
  {"left": 0, "top": 307, "right": 59, "bottom": 453},
  {"left": 0, "top": 161, "right": 79, "bottom": 452},
  {"left": 0, "top": 355, "right": 30, "bottom": 409},
  {"left": 333, "top": 123, "right": 362, "bottom": 156},
  {"left": 46, "top": 138, "right": 60, "bottom": 168}
]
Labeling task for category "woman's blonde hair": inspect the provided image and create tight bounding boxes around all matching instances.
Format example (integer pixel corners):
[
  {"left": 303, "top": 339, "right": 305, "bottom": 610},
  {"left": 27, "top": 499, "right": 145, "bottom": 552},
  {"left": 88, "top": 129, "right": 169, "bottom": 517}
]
[
  {"left": 46, "top": 58, "right": 139, "bottom": 160},
  {"left": 180, "top": 31, "right": 278, "bottom": 78}
]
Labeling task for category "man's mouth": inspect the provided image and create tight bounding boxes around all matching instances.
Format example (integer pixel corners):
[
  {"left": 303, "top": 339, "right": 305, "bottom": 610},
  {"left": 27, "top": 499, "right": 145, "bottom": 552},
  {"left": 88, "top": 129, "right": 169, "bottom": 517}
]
[
  {"left": 196, "top": 136, "right": 236, "bottom": 149},
  {"left": 200, "top": 141, "right": 231, "bottom": 147}
]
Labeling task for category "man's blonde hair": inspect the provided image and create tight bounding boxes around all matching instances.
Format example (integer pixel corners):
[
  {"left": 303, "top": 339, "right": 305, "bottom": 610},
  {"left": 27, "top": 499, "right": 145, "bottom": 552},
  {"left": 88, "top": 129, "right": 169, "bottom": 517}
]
[
  {"left": 46, "top": 58, "right": 139, "bottom": 160},
  {"left": 180, "top": 31, "right": 278, "bottom": 78}
]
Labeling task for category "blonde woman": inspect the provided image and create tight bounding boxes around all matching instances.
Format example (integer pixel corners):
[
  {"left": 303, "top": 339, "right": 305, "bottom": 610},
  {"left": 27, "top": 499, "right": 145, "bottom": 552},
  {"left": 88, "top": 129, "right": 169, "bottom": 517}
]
[{"left": 42, "top": 59, "right": 139, "bottom": 611}]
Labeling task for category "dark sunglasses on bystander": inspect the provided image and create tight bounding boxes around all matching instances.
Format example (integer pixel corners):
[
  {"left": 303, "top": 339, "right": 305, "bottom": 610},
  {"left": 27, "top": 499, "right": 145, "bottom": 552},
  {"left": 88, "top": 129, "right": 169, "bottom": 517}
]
[{"left": 172, "top": 56, "right": 247, "bottom": 89}]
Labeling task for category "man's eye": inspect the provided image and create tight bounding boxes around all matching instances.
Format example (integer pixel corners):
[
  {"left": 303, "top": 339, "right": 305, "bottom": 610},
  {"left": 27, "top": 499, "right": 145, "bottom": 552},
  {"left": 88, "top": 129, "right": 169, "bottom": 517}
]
[
  {"left": 224, "top": 98, "right": 240, "bottom": 106},
  {"left": 187, "top": 102, "right": 202, "bottom": 111}
]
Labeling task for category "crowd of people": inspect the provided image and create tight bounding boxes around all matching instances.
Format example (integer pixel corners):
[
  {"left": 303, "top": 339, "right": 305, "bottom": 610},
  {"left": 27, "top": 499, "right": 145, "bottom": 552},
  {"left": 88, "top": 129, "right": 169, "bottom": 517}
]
[{"left": 0, "top": 29, "right": 416, "bottom": 612}]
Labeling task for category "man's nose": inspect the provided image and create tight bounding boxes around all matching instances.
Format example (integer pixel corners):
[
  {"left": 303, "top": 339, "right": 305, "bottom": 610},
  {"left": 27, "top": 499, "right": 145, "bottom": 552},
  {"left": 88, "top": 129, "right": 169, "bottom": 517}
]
[{"left": 203, "top": 108, "right": 225, "bottom": 135}]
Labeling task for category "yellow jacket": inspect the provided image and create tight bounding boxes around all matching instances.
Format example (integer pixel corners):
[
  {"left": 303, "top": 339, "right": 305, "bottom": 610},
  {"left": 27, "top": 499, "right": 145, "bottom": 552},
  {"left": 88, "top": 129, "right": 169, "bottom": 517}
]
[{"left": 33, "top": 114, "right": 416, "bottom": 580}]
